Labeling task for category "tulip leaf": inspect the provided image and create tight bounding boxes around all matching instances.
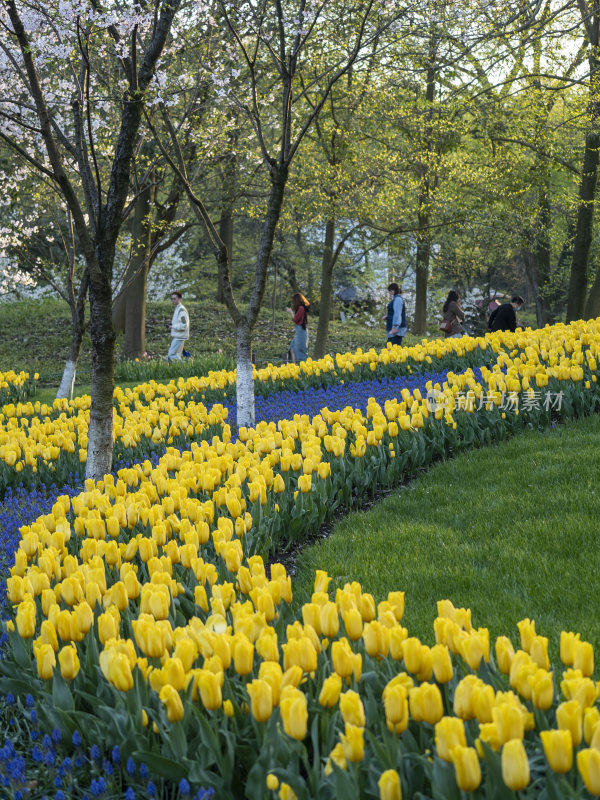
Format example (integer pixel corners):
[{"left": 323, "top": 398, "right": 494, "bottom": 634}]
[
  {"left": 131, "top": 750, "right": 189, "bottom": 781},
  {"left": 52, "top": 671, "right": 75, "bottom": 711}
]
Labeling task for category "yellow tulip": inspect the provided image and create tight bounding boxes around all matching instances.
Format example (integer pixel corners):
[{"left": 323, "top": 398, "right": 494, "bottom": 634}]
[
  {"left": 540, "top": 729, "right": 573, "bottom": 773},
  {"left": 578, "top": 748, "right": 600, "bottom": 795},
  {"left": 435, "top": 716, "right": 466, "bottom": 762},
  {"left": 319, "top": 673, "right": 342, "bottom": 708},
  {"left": 16, "top": 598, "right": 36, "bottom": 638},
  {"left": 99, "top": 647, "right": 134, "bottom": 692},
  {"left": 247, "top": 679, "right": 273, "bottom": 722},
  {"left": 501, "top": 739, "right": 530, "bottom": 791},
  {"left": 339, "top": 690, "right": 366, "bottom": 727},
  {"left": 529, "top": 669, "right": 554, "bottom": 710},
  {"left": 58, "top": 644, "right": 80, "bottom": 681},
  {"left": 233, "top": 635, "right": 254, "bottom": 676},
  {"left": 340, "top": 723, "right": 365, "bottom": 762},
  {"left": 431, "top": 644, "right": 453, "bottom": 684},
  {"left": 450, "top": 746, "right": 481, "bottom": 791},
  {"left": 279, "top": 686, "right": 308, "bottom": 740},
  {"left": 556, "top": 700, "right": 583, "bottom": 747},
  {"left": 159, "top": 684, "right": 184, "bottom": 723},
  {"left": 35, "top": 642, "right": 56, "bottom": 680},
  {"left": 492, "top": 702, "right": 525, "bottom": 744},
  {"left": 409, "top": 683, "right": 443, "bottom": 725},
  {"left": 383, "top": 684, "right": 409, "bottom": 734},
  {"left": 378, "top": 769, "right": 402, "bottom": 800}
]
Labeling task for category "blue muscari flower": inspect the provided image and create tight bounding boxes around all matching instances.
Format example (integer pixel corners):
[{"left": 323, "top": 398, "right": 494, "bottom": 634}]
[
  {"left": 140, "top": 762, "right": 149, "bottom": 779},
  {"left": 55, "top": 792, "right": 65, "bottom": 800},
  {"left": 25, "top": 694, "right": 34, "bottom": 707},
  {"left": 179, "top": 778, "right": 190, "bottom": 795},
  {"left": 5, "top": 692, "right": 14, "bottom": 705},
  {"left": 29, "top": 709, "right": 38, "bottom": 722},
  {"left": 147, "top": 780, "right": 157, "bottom": 797},
  {"left": 102, "top": 758, "right": 114, "bottom": 775},
  {"left": 30, "top": 729, "right": 39, "bottom": 740},
  {"left": 44, "top": 750, "right": 55, "bottom": 767},
  {"left": 90, "top": 744, "right": 101, "bottom": 761},
  {"left": 31, "top": 745, "right": 43, "bottom": 763},
  {"left": 126, "top": 756, "right": 136, "bottom": 776},
  {"left": 54, "top": 776, "right": 63, "bottom": 788},
  {"left": 15, "top": 791, "right": 23, "bottom": 800},
  {"left": 62, "top": 756, "right": 72, "bottom": 771},
  {"left": 72, "top": 730, "right": 82, "bottom": 747},
  {"left": 111, "top": 744, "right": 120, "bottom": 763},
  {"left": 42, "top": 734, "right": 52, "bottom": 750},
  {"left": 52, "top": 727, "right": 62, "bottom": 743},
  {"left": 75, "top": 755, "right": 84, "bottom": 768},
  {"left": 125, "top": 789, "right": 136, "bottom": 800}
]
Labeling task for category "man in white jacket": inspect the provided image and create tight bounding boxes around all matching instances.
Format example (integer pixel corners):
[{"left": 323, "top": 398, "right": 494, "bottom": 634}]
[{"left": 166, "top": 291, "right": 190, "bottom": 361}]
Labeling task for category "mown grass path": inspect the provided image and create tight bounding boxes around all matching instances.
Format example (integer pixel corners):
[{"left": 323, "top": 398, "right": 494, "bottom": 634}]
[{"left": 294, "top": 414, "right": 600, "bottom": 660}]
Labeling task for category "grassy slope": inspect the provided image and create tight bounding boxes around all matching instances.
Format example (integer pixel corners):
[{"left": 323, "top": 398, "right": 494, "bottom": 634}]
[
  {"left": 0, "top": 297, "right": 404, "bottom": 385},
  {"left": 293, "top": 414, "right": 600, "bottom": 658}
]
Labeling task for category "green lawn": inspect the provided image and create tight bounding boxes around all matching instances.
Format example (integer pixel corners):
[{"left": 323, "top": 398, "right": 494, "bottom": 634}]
[{"left": 293, "top": 414, "right": 600, "bottom": 661}]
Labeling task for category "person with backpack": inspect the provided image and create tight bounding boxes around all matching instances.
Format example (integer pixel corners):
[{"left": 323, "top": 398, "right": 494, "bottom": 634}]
[
  {"left": 286, "top": 292, "right": 310, "bottom": 362},
  {"left": 165, "top": 291, "right": 190, "bottom": 362},
  {"left": 488, "top": 295, "right": 524, "bottom": 333},
  {"left": 386, "top": 282, "right": 407, "bottom": 346}
]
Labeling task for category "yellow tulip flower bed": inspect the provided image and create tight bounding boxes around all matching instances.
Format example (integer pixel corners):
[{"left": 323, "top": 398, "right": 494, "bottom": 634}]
[
  {"left": 0, "top": 369, "right": 38, "bottom": 406},
  {"left": 0, "top": 319, "right": 595, "bottom": 497},
  {"left": 1, "top": 320, "right": 600, "bottom": 796}
]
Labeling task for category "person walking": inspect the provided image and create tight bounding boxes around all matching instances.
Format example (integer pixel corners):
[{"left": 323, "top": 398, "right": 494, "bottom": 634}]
[
  {"left": 166, "top": 291, "right": 190, "bottom": 362},
  {"left": 386, "top": 282, "right": 407, "bottom": 346},
  {"left": 286, "top": 292, "right": 310, "bottom": 362},
  {"left": 441, "top": 290, "right": 465, "bottom": 338},
  {"left": 488, "top": 295, "right": 524, "bottom": 332}
]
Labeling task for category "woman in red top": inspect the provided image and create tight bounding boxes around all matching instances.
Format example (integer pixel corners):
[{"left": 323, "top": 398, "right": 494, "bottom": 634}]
[{"left": 286, "top": 292, "right": 310, "bottom": 362}]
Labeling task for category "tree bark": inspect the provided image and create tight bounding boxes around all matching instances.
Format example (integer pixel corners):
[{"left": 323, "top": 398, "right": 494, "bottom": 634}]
[
  {"left": 87, "top": 270, "right": 116, "bottom": 479},
  {"left": 57, "top": 270, "right": 89, "bottom": 399},
  {"left": 217, "top": 207, "right": 233, "bottom": 304},
  {"left": 112, "top": 178, "right": 155, "bottom": 357},
  {"left": 566, "top": 131, "right": 600, "bottom": 322},
  {"left": 236, "top": 323, "right": 254, "bottom": 428},
  {"left": 412, "top": 42, "right": 437, "bottom": 335},
  {"left": 313, "top": 218, "right": 335, "bottom": 358}
]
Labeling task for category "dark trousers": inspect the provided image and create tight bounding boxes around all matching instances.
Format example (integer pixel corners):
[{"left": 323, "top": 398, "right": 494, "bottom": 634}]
[{"left": 388, "top": 335, "right": 404, "bottom": 346}]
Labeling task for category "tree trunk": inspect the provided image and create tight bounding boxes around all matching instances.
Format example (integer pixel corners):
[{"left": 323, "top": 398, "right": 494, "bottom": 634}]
[
  {"left": 217, "top": 207, "right": 233, "bottom": 304},
  {"left": 236, "top": 323, "right": 254, "bottom": 428},
  {"left": 412, "top": 43, "right": 437, "bottom": 335},
  {"left": 566, "top": 131, "right": 600, "bottom": 322},
  {"left": 584, "top": 269, "right": 600, "bottom": 317},
  {"left": 413, "top": 218, "right": 430, "bottom": 335},
  {"left": 313, "top": 218, "right": 335, "bottom": 358},
  {"left": 87, "top": 272, "right": 116, "bottom": 480},
  {"left": 112, "top": 179, "right": 154, "bottom": 357},
  {"left": 520, "top": 251, "right": 545, "bottom": 328}
]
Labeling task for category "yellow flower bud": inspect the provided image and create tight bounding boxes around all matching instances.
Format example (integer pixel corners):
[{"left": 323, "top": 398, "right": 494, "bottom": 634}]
[
  {"left": 540, "top": 729, "right": 573, "bottom": 773},
  {"left": 577, "top": 748, "right": 600, "bottom": 795},
  {"left": 449, "top": 746, "right": 481, "bottom": 791},
  {"left": 159, "top": 684, "right": 184, "bottom": 722},
  {"left": 58, "top": 644, "right": 80, "bottom": 681},
  {"left": 319, "top": 673, "right": 342, "bottom": 708},
  {"left": 340, "top": 722, "right": 364, "bottom": 763},
  {"left": 378, "top": 769, "right": 402, "bottom": 800},
  {"left": 279, "top": 686, "right": 308, "bottom": 740},
  {"left": 501, "top": 738, "right": 530, "bottom": 791},
  {"left": 435, "top": 716, "right": 466, "bottom": 762}
]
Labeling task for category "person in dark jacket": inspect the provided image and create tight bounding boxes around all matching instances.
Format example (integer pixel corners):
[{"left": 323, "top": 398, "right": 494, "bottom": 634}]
[
  {"left": 488, "top": 296, "right": 524, "bottom": 332},
  {"left": 386, "top": 282, "right": 407, "bottom": 346}
]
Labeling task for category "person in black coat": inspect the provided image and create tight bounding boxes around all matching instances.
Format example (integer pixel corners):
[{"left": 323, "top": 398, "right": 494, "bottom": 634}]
[{"left": 488, "top": 296, "right": 524, "bottom": 332}]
